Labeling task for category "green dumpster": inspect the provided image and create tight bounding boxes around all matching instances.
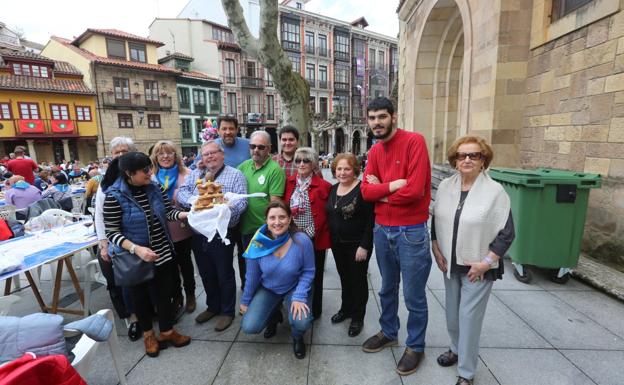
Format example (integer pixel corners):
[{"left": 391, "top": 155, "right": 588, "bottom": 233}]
[{"left": 488, "top": 167, "right": 601, "bottom": 283}]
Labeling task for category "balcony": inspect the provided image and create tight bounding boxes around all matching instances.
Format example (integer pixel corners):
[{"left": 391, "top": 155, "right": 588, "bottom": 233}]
[
  {"left": 305, "top": 46, "right": 315, "bottom": 55},
  {"left": 194, "top": 104, "right": 207, "bottom": 114},
  {"left": 334, "top": 51, "right": 350, "bottom": 62},
  {"left": 13, "top": 119, "right": 80, "bottom": 138},
  {"left": 334, "top": 82, "right": 349, "bottom": 92},
  {"left": 179, "top": 101, "right": 191, "bottom": 112},
  {"left": 318, "top": 80, "right": 328, "bottom": 89},
  {"left": 306, "top": 79, "right": 316, "bottom": 88},
  {"left": 241, "top": 76, "right": 264, "bottom": 89},
  {"left": 281, "top": 41, "right": 300, "bottom": 52},
  {"left": 100, "top": 92, "right": 173, "bottom": 110},
  {"left": 225, "top": 76, "right": 237, "bottom": 84},
  {"left": 244, "top": 112, "right": 265, "bottom": 125},
  {"left": 317, "top": 47, "right": 330, "bottom": 58}
]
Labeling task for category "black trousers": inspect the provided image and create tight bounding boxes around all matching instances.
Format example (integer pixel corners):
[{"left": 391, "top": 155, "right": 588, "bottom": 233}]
[
  {"left": 97, "top": 249, "right": 130, "bottom": 319},
  {"left": 332, "top": 242, "right": 372, "bottom": 321},
  {"left": 312, "top": 249, "right": 326, "bottom": 319},
  {"left": 171, "top": 237, "right": 195, "bottom": 300},
  {"left": 131, "top": 260, "right": 175, "bottom": 333},
  {"left": 231, "top": 225, "right": 246, "bottom": 290}
]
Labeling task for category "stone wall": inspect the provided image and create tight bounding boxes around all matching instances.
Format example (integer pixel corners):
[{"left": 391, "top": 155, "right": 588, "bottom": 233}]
[{"left": 521, "top": 8, "right": 624, "bottom": 267}]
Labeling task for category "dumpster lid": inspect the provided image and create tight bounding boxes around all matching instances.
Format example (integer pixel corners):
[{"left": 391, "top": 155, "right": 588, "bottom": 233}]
[{"left": 488, "top": 167, "right": 602, "bottom": 188}]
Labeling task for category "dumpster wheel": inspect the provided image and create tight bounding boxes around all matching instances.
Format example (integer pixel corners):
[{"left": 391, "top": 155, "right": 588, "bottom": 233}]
[
  {"left": 512, "top": 264, "right": 532, "bottom": 284},
  {"left": 549, "top": 268, "right": 571, "bottom": 284}
]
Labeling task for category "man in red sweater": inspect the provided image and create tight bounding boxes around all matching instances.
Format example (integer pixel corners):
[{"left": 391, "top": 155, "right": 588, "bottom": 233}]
[
  {"left": 6, "top": 146, "right": 38, "bottom": 185},
  {"left": 360, "top": 97, "right": 432, "bottom": 376}
]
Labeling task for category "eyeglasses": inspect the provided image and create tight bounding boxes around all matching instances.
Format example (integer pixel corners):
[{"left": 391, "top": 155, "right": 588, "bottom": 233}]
[
  {"left": 455, "top": 152, "right": 483, "bottom": 161},
  {"left": 249, "top": 144, "right": 268, "bottom": 151},
  {"left": 294, "top": 158, "right": 311, "bottom": 164},
  {"left": 202, "top": 150, "right": 222, "bottom": 157},
  {"left": 157, "top": 152, "right": 175, "bottom": 158}
]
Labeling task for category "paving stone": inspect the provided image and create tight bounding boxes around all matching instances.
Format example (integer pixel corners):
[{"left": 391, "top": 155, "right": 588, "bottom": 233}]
[
  {"left": 236, "top": 306, "right": 312, "bottom": 345},
  {"left": 397, "top": 347, "right": 499, "bottom": 385},
  {"left": 82, "top": 336, "right": 146, "bottom": 385},
  {"left": 174, "top": 291, "right": 242, "bottom": 342},
  {"left": 214, "top": 342, "right": 308, "bottom": 385},
  {"left": 312, "top": 289, "right": 381, "bottom": 346},
  {"left": 309, "top": 345, "right": 401, "bottom": 385},
  {"left": 480, "top": 348, "right": 595, "bottom": 385},
  {"left": 562, "top": 350, "right": 624, "bottom": 385},
  {"left": 495, "top": 291, "right": 624, "bottom": 349}
]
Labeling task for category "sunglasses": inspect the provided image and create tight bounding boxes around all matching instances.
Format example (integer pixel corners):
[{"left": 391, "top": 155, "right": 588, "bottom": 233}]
[
  {"left": 455, "top": 152, "right": 483, "bottom": 161},
  {"left": 294, "top": 158, "right": 311, "bottom": 164},
  {"left": 249, "top": 144, "right": 267, "bottom": 151},
  {"left": 140, "top": 165, "right": 152, "bottom": 174}
]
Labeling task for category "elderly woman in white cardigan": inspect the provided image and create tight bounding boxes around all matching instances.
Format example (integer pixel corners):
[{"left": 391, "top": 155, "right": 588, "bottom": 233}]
[{"left": 431, "top": 136, "right": 515, "bottom": 385}]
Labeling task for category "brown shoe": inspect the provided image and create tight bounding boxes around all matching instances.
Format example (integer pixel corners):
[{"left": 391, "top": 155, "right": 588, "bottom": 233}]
[
  {"left": 396, "top": 347, "right": 424, "bottom": 376},
  {"left": 214, "top": 315, "right": 234, "bottom": 332},
  {"left": 157, "top": 328, "right": 191, "bottom": 348},
  {"left": 143, "top": 330, "right": 160, "bottom": 358},
  {"left": 186, "top": 296, "right": 197, "bottom": 313},
  {"left": 361, "top": 331, "right": 397, "bottom": 353},
  {"left": 195, "top": 309, "right": 216, "bottom": 324}
]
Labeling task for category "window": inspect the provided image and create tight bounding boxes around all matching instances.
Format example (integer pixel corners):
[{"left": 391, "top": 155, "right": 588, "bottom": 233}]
[
  {"left": 246, "top": 94, "right": 259, "bottom": 113},
  {"left": 334, "top": 33, "right": 349, "bottom": 59},
  {"left": 212, "top": 27, "right": 235, "bottom": 44},
  {"left": 296, "top": 2, "right": 302, "bottom": 9},
  {"left": 118, "top": 113, "right": 133, "bottom": 128},
  {"left": 334, "top": 63, "right": 349, "bottom": 84},
  {"left": 266, "top": 70, "right": 274, "bottom": 87},
  {"left": 319, "top": 66, "right": 327, "bottom": 88},
  {"left": 147, "top": 114, "right": 161, "bottom": 128},
  {"left": 193, "top": 89, "right": 206, "bottom": 113},
  {"left": 144, "top": 80, "right": 159, "bottom": 101},
  {"left": 309, "top": 96, "right": 316, "bottom": 114},
  {"left": 287, "top": 52, "right": 300, "bottom": 73},
  {"left": 369, "top": 48, "right": 376, "bottom": 68},
  {"left": 11, "top": 63, "right": 49, "bottom": 77},
  {"left": 305, "top": 31, "right": 315, "bottom": 54},
  {"left": 319, "top": 97, "right": 328, "bottom": 119},
  {"left": 18, "top": 102, "right": 39, "bottom": 119},
  {"left": 0, "top": 103, "right": 12, "bottom": 119},
  {"left": 209, "top": 90, "right": 220, "bottom": 111},
  {"left": 306, "top": 63, "right": 315, "bottom": 84},
  {"left": 246, "top": 61, "right": 257, "bottom": 77},
  {"left": 180, "top": 119, "right": 192, "bottom": 140},
  {"left": 178, "top": 88, "right": 190, "bottom": 109},
  {"left": 113, "top": 78, "right": 130, "bottom": 100},
  {"left": 226, "top": 59, "right": 236, "bottom": 83},
  {"left": 75, "top": 106, "right": 92, "bottom": 121},
  {"left": 266, "top": 95, "right": 275, "bottom": 120},
  {"left": 129, "top": 43, "right": 147, "bottom": 63},
  {"left": 378, "top": 51, "right": 385, "bottom": 69},
  {"left": 227, "top": 92, "right": 237, "bottom": 115},
  {"left": 552, "top": 0, "right": 594, "bottom": 20},
  {"left": 281, "top": 19, "right": 300, "bottom": 50},
  {"left": 318, "top": 34, "right": 327, "bottom": 56},
  {"left": 50, "top": 104, "right": 69, "bottom": 120},
  {"left": 106, "top": 39, "right": 126, "bottom": 59}
]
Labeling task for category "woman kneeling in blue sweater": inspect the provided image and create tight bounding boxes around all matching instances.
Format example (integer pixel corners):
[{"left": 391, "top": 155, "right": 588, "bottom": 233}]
[{"left": 240, "top": 200, "right": 315, "bottom": 359}]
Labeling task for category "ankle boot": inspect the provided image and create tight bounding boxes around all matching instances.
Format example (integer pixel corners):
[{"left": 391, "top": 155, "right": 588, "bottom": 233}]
[
  {"left": 293, "top": 336, "right": 306, "bottom": 359},
  {"left": 264, "top": 309, "right": 284, "bottom": 339},
  {"left": 143, "top": 330, "right": 160, "bottom": 358},
  {"left": 158, "top": 328, "right": 191, "bottom": 348}
]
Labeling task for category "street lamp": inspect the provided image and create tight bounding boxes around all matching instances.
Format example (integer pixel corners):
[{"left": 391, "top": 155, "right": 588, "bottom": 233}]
[{"left": 138, "top": 109, "right": 145, "bottom": 125}]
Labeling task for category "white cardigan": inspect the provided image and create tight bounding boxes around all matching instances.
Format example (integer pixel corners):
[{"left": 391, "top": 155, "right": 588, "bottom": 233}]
[{"left": 433, "top": 172, "right": 510, "bottom": 278}]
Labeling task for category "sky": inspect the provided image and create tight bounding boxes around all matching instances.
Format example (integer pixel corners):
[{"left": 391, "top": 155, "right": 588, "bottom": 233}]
[{"left": 3, "top": 0, "right": 399, "bottom": 45}]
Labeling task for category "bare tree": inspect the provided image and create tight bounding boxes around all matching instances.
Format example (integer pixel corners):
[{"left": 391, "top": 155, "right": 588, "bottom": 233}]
[{"left": 221, "top": 0, "right": 311, "bottom": 145}]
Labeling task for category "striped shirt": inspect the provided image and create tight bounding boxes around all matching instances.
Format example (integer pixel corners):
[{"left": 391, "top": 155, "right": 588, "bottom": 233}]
[{"left": 103, "top": 186, "right": 181, "bottom": 266}]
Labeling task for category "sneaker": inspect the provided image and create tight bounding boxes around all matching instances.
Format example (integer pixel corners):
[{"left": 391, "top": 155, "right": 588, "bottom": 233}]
[
  {"left": 361, "top": 331, "right": 397, "bottom": 353},
  {"left": 214, "top": 315, "right": 234, "bottom": 332},
  {"left": 195, "top": 309, "right": 216, "bottom": 324},
  {"left": 396, "top": 347, "right": 424, "bottom": 376},
  {"left": 437, "top": 349, "right": 458, "bottom": 367},
  {"left": 128, "top": 321, "right": 142, "bottom": 342}
]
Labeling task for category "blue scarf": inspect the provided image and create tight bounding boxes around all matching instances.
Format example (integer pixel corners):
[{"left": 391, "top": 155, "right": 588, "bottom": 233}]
[
  {"left": 156, "top": 164, "right": 179, "bottom": 199},
  {"left": 243, "top": 224, "right": 290, "bottom": 260},
  {"left": 55, "top": 184, "right": 70, "bottom": 193},
  {"left": 13, "top": 181, "right": 30, "bottom": 189}
]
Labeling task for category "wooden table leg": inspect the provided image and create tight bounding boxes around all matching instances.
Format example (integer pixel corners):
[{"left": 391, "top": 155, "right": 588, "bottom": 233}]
[
  {"left": 24, "top": 271, "right": 47, "bottom": 312},
  {"left": 4, "top": 278, "right": 11, "bottom": 296},
  {"left": 50, "top": 259, "right": 64, "bottom": 314},
  {"left": 65, "top": 257, "right": 84, "bottom": 305}
]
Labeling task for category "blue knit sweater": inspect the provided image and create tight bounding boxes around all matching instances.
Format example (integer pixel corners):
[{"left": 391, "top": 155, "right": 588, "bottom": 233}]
[{"left": 241, "top": 232, "right": 315, "bottom": 305}]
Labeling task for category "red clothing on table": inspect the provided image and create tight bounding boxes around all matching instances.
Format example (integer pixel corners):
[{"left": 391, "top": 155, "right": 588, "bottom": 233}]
[
  {"left": 7, "top": 158, "right": 38, "bottom": 184},
  {"left": 284, "top": 173, "right": 332, "bottom": 250},
  {"left": 361, "top": 128, "right": 431, "bottom": 226},
  {"left": 0, "top": 353, "right": 86, "bottom": 385}
]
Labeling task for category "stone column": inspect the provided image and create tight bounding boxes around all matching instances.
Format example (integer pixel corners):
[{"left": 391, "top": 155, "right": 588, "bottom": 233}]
[
  {"left": 330, "top": 129, "right": 336, "bottom": 154},
  {"left": 360, "top": 134, "right": 367, "bottom": 155},
  {"left": 62, "top": 139, "right": 71, "bottom": 161},
  {"left": 26, "top": 140, "right": 37, "bottom": 163}
]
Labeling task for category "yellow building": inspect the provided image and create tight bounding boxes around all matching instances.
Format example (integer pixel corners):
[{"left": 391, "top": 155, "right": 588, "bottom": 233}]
[{"left": 0, "top": 49, "right": 98, "bottom": 163}]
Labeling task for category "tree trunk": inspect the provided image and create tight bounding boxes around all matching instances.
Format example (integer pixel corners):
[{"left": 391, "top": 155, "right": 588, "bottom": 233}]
[{"left": 221, "top": 0, "right": 311, "bottom": 145}]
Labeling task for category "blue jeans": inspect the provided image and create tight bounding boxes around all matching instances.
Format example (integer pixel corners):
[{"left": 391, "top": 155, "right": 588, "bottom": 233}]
[
  {"left": 374, "top": 222, "right": 432, "bottom": 352},
  {"left": 241, "top": 286, "right": 313, "bottom": 338}
]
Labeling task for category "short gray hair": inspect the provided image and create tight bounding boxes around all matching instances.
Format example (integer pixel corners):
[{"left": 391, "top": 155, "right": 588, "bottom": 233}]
[
  {"left": 249, "top": 130, "right": 271, "bottom": 145},
  {"left": 109, "top": 136, "right": 137, "bottom": 153},
  {"left": 201, "top": 140, "right": 225, "bottom": 153},
  {"left": 294, "top": 147, "right": 319, "bottom": 167}
]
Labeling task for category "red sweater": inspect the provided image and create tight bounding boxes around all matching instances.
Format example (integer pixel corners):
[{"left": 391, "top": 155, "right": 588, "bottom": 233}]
[
  {"left": 7, "top": 158, "right": 38, "bottom": 184},
  {"left": 361, "top": 129, "right": 431, "bottom": 226},
  {"left": 284, "top": 173, "right": 332, "bottom": 251}
]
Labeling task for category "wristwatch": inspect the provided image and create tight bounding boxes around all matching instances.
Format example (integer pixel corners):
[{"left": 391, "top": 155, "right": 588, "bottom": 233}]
[
  {"left": 129, "top": 243, "right": 137, "bottom": 254},
  {"left": 483, "top": 255, "right": 495, "bottom": 268}
]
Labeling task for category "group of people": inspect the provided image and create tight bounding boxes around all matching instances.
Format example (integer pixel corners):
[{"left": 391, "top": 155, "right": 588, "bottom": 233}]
[{"left": 19, "top": 96, "right": 516, "bottom": 385}]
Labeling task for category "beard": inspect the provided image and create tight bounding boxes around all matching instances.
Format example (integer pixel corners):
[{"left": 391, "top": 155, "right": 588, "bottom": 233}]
[{"left": 371, "top": 123, "right": 394, "bottom": 140}]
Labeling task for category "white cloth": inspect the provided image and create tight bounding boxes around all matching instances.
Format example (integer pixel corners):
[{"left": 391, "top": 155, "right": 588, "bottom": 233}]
[
  {"left": 94, "top": 185, "right": 106, "bottom": 241},
  {"left": 433, "top": 171, "right": 510, "bottom": 278}
]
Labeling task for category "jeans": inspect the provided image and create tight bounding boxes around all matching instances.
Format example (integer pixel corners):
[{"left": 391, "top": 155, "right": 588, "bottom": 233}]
[
  {"left": 241, "top": 286, "right": 313, "bottom": 338},
  {"left": 192, "top": 233, "right": 236, "bottom": 316},
  {"left": 374, "top": 222, "right": 431, "bottom": 352}
]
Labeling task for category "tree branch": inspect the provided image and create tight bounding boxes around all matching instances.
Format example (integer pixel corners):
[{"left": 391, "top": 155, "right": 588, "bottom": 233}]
[{"left": 221, "top": 0, "right": 260, "bottom": 57}]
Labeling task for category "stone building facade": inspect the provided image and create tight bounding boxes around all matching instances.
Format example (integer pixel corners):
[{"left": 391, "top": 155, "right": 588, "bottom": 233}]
[{"left": 398, "top": 0, "right": 624, "bottom": 266}]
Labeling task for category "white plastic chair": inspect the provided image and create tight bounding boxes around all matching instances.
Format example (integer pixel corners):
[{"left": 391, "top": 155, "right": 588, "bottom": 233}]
[
  {"left": 0, "top": 295, "right": 20, "bottom": 315},
  {"left": 66, "top": 309, "right": 128, "bottom": 385},
  {"left": 71, "top": 193, "right": 86, "bottom": 215},
  {"left": 0, "top": 204, "right": 17, "bottom": 221}
]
